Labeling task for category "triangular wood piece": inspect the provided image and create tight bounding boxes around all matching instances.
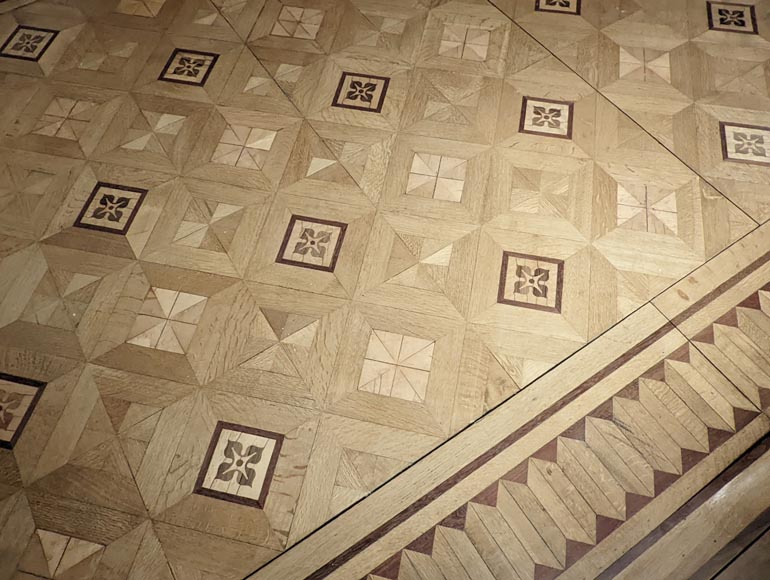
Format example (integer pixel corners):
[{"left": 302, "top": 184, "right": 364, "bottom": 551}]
[
  {"left": 437, "top": 504, "right": 467, "bottom": 531},
  {"left": 368, "top": 552, "right": 401, "bottom": 580},
  {"left": 404, "top": 527, "right": 436, "bottom": 556},
  {"left": 470, "top": 481, "right": 499, "bottom": 507}
]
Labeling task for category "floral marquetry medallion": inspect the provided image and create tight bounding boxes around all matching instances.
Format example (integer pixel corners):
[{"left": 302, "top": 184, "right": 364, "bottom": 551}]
[
  {"left": 159, "top": 48, "right": 219, "bottom": 86},
  {"left": 0, "top": 25, "right": 58, "bottom": 62},
  {"left": 357, "top": 331, "right": 435, "bottom": 403},
  {"left": 707, "top": 1, "right": 758, "bottom": 34},
  {"left": 519, "top": 96, "right": 574, "bottom": 139},
  {"left": 0, "top": 372, "right": 45, "bottom": 449},
  {"left": 332, "top": 72, "right": 390, "bottom": 113},
  {"left": 194, "top": 421, "right": 284, "bottom": 509},
  {"left": 534, "top": 0, "right": 581, "bottom": 16},
  {"left": 498, "top": 251, "right": 564, "bottom": 313},
  {"left": 276, "top": 215, "right": 347, "bottom": 272},
  {"left": 720, "top": 122, "right": 770, "bottom": 166},
  {"left": 73, "top": 182, "right": 148, "bottom": 235}
]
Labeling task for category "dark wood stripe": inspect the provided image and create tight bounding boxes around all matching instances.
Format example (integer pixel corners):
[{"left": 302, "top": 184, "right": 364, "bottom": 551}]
[
  {"left": 599, "top": 433, "right": 770, "bottom": 579},
  {"left": 669, "top": 248, "right": 770, "bottom": 327}
]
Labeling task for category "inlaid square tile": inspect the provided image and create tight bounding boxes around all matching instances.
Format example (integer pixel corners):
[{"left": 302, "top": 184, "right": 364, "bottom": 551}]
[
  {"left": 211, "top": 125, "right": 277, "bottom": 169},
  {"left": 276, "top": 215, "right": 347, "bottom": 272},
  {"left": 357, "top": 331, "right": 435, "bottom": 403},
  {"left": 0, "top": 25, "right": 58, "bottom": 62},
  {"left": 271, "top": 6, "right": 324, "bottom": 40},
  {"left": 125, "top": 287, "right": 207, "bottom": 353},
  {"left": 707, "top": 2, "right": 758, "bottom": 34},
  {"left": 519, "top": 96, "right": 574, "bottom": 139},
  {"left": 115, "top": 0, "right": 169, "bottom": 17},
  {"left": 439, "top": 24, "right": 491, "bottom": 61},
  {"left": 331, "top": 72, "right": 390, "bottom": 113},
  {"left": 720, "top": 121, "right": 770, "bottom": 166},
  {"left": 73, "top": 182, "right": 148, "bottom": 235},
  {"left": 616, "top": 184, "right": 678, "bottom": 235},
  {"left": 194, "top": 421, "right": 284, "bottom": 509},
  {"left": 0, "top": 372, "right": 46, "bottom": 449},
  {"left": 498, "top": 251, "right": 564, "bottom": 313},
  {"left": 406, "top": 153, "right": 467, "bottom": 202},
  {"left": 534, "top": 0, "right": 582, "bottom": 16},
  {"left": 159, "top": 48, "right": 219, "bottom": 86}
]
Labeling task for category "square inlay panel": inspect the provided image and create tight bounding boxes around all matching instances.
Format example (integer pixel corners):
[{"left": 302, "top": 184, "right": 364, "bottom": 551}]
[
  {"left": 271, "top": 6, "right": 324, "bottom": 39},
  {"left": 194, "top": 421, "right": 284, "bottom": 509},
  {"left": 0, "top": 372, "right": 46, "bottom": 449},
  {"left": 406, "top": 153, "right": 466, "bottom": 202},
  {"left": 276, "top": 215, "right": 348, "bottom": 272},
  {"left": 707, "top": 2, "right": 758, "bottom": 34},
  {"left": 498, "top": 251, "right": 564, "bottom": 313},
  {"left": 439, "top": 24, "right": 491, "bottom": 61},
  {"left": 211, "top": 125, "right": 277, "bottom": 169},
  {"left": 126, "top": 287, "right": 207, "bottom": 354},
  {"left": 519, "top": 96, "right": 574, "bottom": 139},
  {"left": 0, "top": 25, "right": 58, "bottom": 62},
  {"left": 74, "top": 182, "right": 148, "bottom": 235},
  {"left": 534, "top": 0, "right": 582, "bottom": 16},
  {"left": 720, "top": 121, "right": 770, "bottom": 166},
  {"left": 159, "top": 48, "right": 219, "bottom": 86},
  {"left": 357, "top": 330, "right": 435, "bottom": 403},
  {"left": 331, "top": 72, "right": 391, "bottom": 113}
]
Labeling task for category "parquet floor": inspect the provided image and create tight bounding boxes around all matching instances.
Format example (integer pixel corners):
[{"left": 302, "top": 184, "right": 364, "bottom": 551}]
[{"left": 0, "top": 0, "right": 768, "bottom": 579}]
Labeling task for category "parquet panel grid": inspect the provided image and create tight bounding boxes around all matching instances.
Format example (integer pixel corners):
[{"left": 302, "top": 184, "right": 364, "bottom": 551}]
[{"left": 0, "top": 0, "right": 767, "bottom": 579}]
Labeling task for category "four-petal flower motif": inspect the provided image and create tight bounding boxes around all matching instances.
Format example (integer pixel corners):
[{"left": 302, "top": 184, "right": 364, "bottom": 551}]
[
  {"left": 513, "top": 265, "right": 550, "bottom": 298},
  {"left": 346, "top": 80, "right": 377, "bottom": 103},
  {"left": 294, "top": 227, "right": 331, "bottom": 259},
  {"left": 718, "top": 8, "right": 746, "bottom": 26},
  {"left": 532, "top": 106, "right": 562, "bottom": 128},
  {"left": 91, "top": 194, "right": 130, "bottom": 222},
  {"left": 12, "top": 33, "right": 45, "bottom": 54},
  {"left": 214, "top": 439, "right": 264, "bottom": 487},
  {"left": 173, "top": 57, "right": 205, "bottom": 78},
  {"left": 0, "top": 390, "right": 24, "bottom": 431},
  {"left": 734, "top": 132, "right": 767, "bottom": 157},
  {"left": 546, "top": 0, "right": 571, "bottom": 6}
]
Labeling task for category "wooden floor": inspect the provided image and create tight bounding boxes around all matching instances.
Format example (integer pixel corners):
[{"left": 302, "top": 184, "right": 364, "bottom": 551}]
[{"left": 0, "top": 0, "right": 768, "bottom": 578}]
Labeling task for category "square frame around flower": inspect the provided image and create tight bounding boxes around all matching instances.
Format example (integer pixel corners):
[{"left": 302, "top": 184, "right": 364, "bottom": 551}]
[
  {"left": 194, "top": 420, "right": 284, "bottom": 509},
  {"left": 0, "top": 372, "right": 46, "bottom": 450},
  {"left": 719, "top": 121, "right": 770, "bottom": 166},
  {"left": 0, "top": 25, "right": 59, "bottom": 62},
  {"left": 518, "top": 95, "right": 574, "bottom": 139},
  {"left": 159, "top": 47, "right": 220, "bottom": 86},
  {"left": 707, "top": 2, "right": 758, "bottom": 34},
  {"left": 498, "top": 251, "right": 564, "bottom": 313},
  {"left": 276, "top": 214, "right": 348, "bottom": 273},
  {"left": 331, "top": 71, "right": 390, "bottom": 113},
  {"left": 73, "top": 181, "right": 148, "bottom": 235}
]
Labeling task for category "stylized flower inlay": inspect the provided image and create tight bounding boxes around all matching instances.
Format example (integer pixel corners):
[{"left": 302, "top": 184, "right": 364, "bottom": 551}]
[
  {"left": 214, "top": 439, "right": 264, "bottom": 487},
  {"left": 545, "top": 0, "right": 571, "bottom": 6},
  {"left": 12, "top": 33, "right": 46, "bottom": 54},
  {"left": 293, "top": 227, "right": 331, "bottom": 259},
  {"left": 173, "top": 57, "right": 205, "bottom": 78},
  {"left": 513, "top": 265, "right": 550, "bottom": 298},
  {"left": 532, "top": 106, "right": 562, "bottom": 128},
  {"left": 346, "top": 80, "right": 377, "bottom": 103},
  {"left": 0, "top": 390, "right": 24, "bottom": 431},
  {"left": 718, "top": 8, "right": 746, "bottom": 26},
  {"left": 734, "top": 132, "right": 766, "bottom": 156},
  {"left": 91, "top": 194, "right": 130, "bottom": 222}
]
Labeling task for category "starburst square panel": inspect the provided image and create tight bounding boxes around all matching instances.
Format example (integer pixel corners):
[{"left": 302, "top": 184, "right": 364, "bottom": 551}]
[{"left": 194, "top": 421, "right": 284, "bottom": 509}]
